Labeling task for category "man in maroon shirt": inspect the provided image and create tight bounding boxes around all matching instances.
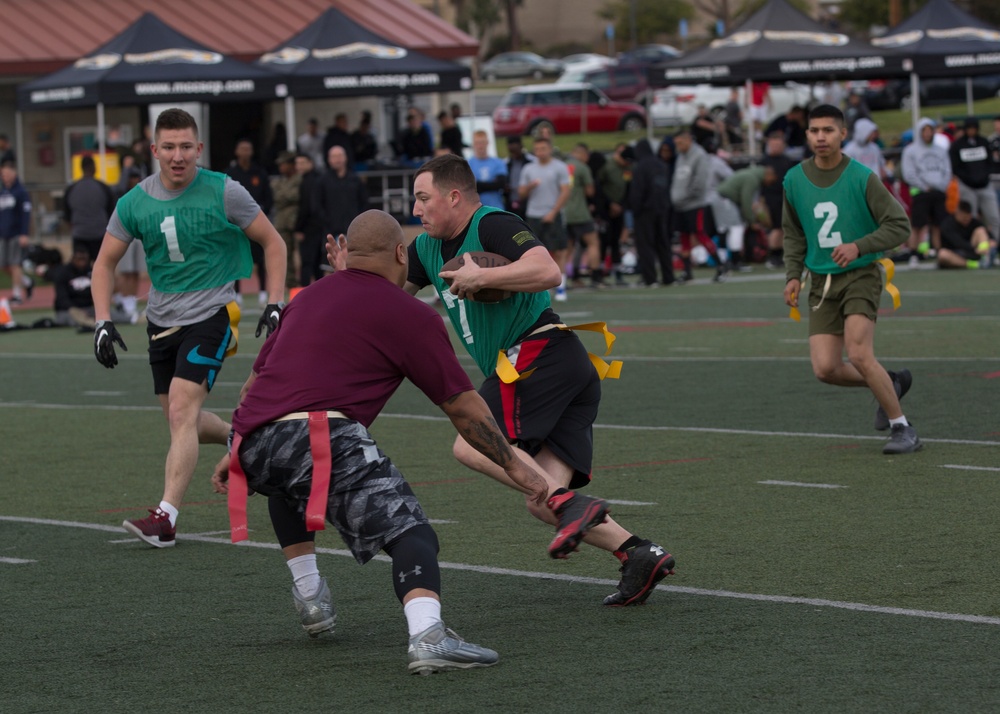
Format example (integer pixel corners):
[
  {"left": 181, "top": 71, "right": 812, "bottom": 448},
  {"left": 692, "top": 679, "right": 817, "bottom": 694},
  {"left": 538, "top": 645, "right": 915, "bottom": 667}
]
[{"left": 213, "top": 210, "right": 546, "bottom": 675}]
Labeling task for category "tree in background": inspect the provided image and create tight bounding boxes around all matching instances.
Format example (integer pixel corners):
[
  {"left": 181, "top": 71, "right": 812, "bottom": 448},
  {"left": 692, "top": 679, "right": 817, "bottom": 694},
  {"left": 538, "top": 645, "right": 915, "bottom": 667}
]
[
  {"left": 599, "top": 0, "right": 695, "bottom": 46},
  {"left": 457, "top": 0, "right": 503, "bottom": 52},
  {"left": 839, "top": 0, "right": 1000, "bottom": 35},
  {"left": 505, "top": 0, "right": 522, "bottom": 50}
]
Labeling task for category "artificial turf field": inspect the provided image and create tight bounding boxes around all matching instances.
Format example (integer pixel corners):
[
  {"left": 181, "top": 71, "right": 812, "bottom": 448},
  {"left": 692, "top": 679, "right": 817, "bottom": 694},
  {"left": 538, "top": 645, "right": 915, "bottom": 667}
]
[{"left": 2, "top": 267, "right": 998, "bottom": 713}]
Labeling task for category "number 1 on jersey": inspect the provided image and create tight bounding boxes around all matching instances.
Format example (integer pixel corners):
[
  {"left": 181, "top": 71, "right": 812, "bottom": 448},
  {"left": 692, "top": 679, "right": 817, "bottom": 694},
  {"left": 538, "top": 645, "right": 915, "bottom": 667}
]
[{"left": 160, "top": 215, "right": 185, "bottom": 262}]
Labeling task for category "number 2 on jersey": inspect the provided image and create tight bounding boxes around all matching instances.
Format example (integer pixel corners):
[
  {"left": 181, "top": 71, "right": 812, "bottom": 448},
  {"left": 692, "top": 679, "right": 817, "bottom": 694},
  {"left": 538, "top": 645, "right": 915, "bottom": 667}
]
[
  {"left": 813, "top": 202, "right": 842, "bottom": 248},
  {"left": 160, "top": 215, "right": 186, "bottom": 262}
]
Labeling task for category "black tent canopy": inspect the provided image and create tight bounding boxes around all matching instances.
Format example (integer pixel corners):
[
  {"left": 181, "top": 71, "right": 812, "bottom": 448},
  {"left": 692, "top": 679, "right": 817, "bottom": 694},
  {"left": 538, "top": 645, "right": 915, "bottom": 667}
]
[
  {"left": 871, "top": 0, "right": 1000, "bottom": 77},
  {"left": 16, "top": 12, "right": 281, "bottom": 110},
  {"left": 649, "top": 0, "right": 906, "bottom": 86},
  {"left": 257, "top": 6, "right": 472, "bottom": 98}
]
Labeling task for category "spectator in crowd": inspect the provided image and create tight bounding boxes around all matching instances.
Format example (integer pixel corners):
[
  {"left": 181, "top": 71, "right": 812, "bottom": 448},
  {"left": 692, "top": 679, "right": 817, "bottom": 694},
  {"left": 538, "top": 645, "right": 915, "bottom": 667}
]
[
  {"left": 270, "top": 151, "right": 301, "bottom": 288},
  {"left": 437, "top": 110, "right": 465, "bottom": 156},
  {"left": 64, "top": 154, "right": 116, "bottom": 263},
  {"left": 350, "top": 110, "right": 378, "bottom": 168},
  {"left": 297, "top": 118, "right": 325, "bottom": 172},
  {"left": 50, "top": 246, "right": 98, "bottom": 328},
  {"left": 937, "top": 200, "right": 996, "bottom": 269},
  {"left": 397, "top": 107, "right": 433, "bottom": 164},
  {"left": 630, "top": 138, "right": 675, "bottom": 287},
  {"left": 466, "top": 130, "right": 507, "bottom": 209},
  {"left": 110, "top": 167, "right": 147, "bottom": 323},
  {"left": 315, "top": 146, "right": 368, "bottom": 247},
  {"left": 293, "top": 153, "right": 326, "bottom": 286},
  {"left": 989, "top": 116, "right": 1000, "bottom": 230},
  {"left": 722, "top": 88, "right": 744, "bottom": 148},
  {"left": 0, "top": 161, "right": 32, "bottom": 304},
  {"left": 844, "top": 90, "right": 872, "bottom": 134},
  {"left": 215, "top": 210, "right": 545, "bottom": 673},
  {"left": 671, "top": 129, "right": 728, "bottom": 282},
  {"left": 518, "top": 137, "right": 572, "bottom": 301},
  {"left": 949, "top": 117, "right": 1000, "bottom": 246},
  {"left": 901, "top": 118, "right": 952, "bottom": 264},
  {"left": 749, "top": 81, "right": 771, "bottom": 138},
  {"left": 505, "top": 136, "right": 534, "bottom": 217},
  {"left": 596, "top": 143, "right": 633, "bottom": 285},
  {"left": 691, "top": 105, "right": 718, "bottom": 151},
  {"left": 323, "top": 113, "right": 354, "bottom": 167},
  {"left": 764, "top": 106, "right": 807, "bottom": 158},
  {"left": 843, "top": 118, "right": 887, "bottom": 179},
  {"left": 263, "top": 122, "right": 288, "bottom": 175},
  {"left": 0, "top": 133, "right": 15, "bottom": 165},
  {"left": 716, "top": 164, "right": 779, "bottom": 271},
  {"left": 760, "top": 133, "right": 797, "bottom": 268},
  {"left": 564, "top": 143, "right": 604, "bottom": 288},
  {"left": 226, "top": 138, "right": 274, "bottom": 307}
]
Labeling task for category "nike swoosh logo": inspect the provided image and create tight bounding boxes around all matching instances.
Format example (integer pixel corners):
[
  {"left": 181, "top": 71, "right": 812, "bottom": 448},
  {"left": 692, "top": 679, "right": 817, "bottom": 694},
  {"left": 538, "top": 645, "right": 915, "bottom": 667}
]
[{"left": 186, "top": 346, "right": 223, "bottom": 368}]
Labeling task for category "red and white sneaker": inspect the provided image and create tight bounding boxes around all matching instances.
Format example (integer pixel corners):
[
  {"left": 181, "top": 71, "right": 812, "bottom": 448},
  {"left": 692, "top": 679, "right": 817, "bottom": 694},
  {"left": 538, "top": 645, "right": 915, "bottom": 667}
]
[{"left": 122, "top": 508, "right": 176, "bottom": 548}]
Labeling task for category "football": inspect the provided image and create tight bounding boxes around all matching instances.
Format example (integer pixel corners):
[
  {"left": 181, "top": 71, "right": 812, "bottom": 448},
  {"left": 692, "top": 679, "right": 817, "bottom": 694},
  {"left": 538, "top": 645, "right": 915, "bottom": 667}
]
[{"left": 440, "top": 251, "right": 514, "bottom": 303}]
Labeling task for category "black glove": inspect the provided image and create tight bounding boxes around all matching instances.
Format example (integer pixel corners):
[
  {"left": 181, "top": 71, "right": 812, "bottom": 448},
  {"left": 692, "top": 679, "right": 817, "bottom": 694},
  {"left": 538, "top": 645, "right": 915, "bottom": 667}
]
[
  {"left": 94, "top": 320, "right": 127, "bottom": 368},
  {"left": 256, "top": 302, "right": 284, "bottom": 338}
]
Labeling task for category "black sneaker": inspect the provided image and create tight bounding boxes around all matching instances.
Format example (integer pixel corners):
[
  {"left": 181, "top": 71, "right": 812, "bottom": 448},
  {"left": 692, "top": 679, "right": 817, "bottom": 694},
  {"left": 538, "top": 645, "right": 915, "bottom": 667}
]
[
  {"left": 875, "top": 369, "right": 912, "bottom": 431},
  {"left": 547, "top": 492, "right": 610, "bottom": 559},
  {"left": 603, "top": 542, "right": 675, "bottom": 607},
  {"left": 883, "top": 423, "right": 922, "bottom": 455}
]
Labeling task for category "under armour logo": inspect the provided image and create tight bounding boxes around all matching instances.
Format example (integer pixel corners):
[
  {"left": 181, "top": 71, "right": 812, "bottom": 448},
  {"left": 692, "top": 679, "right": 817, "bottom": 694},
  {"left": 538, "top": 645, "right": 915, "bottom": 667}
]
[
  {"left": 399, "top": 565, "right": 422, "bottom": 583},
  {"left": 650, "top": 545, "right": 664, "bottom": 556}
]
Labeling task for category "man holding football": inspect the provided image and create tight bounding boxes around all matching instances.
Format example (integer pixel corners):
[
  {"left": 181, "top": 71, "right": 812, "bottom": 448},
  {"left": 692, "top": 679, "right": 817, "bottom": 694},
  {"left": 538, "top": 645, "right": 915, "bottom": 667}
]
[{"left": 330, "top": 153, "right": 675, "bottom": 607}]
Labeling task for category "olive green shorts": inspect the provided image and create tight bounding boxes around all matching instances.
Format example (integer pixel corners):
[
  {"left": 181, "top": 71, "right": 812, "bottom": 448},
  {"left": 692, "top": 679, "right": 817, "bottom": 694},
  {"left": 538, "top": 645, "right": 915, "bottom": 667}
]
[{"left": 807, "top": 263, "right": 883, "bottom": 336}]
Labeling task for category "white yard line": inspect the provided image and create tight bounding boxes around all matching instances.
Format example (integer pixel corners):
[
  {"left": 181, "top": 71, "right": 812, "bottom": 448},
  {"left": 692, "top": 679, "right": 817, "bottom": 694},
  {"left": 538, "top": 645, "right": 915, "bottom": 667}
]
[
  {"left": 3, "top": 514, "right": 999, "bottom": 627},
  {"left": 758, "top": 480, "right": 847, "bottom": 489},
  {"left": 940, "top": 465, "right": 1000, "bottom": 472}
]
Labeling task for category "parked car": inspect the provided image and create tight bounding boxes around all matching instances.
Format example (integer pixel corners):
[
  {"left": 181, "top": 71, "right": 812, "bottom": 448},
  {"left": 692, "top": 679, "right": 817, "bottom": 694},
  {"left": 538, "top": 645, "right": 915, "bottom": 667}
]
[
  {"left": 480, "top": 52, "right": 564, "bottom": 81},
  {"left": 492, "top": 83, "right": 647, "bottom": 137},
  {"left": 863, "top": 75, "right": 1000, "bottom": 110},
  {"left": 580, "top": 64, "right": 650, "bottom": 104},
  {"left": 617, "top": 44, "right": 681, "bottom": 66},
  {"left": 559, "top": 53, "right": 616, "bottom": 76},
  {"left": 649, "top": 82, "right": 814, "bottom": 127}
]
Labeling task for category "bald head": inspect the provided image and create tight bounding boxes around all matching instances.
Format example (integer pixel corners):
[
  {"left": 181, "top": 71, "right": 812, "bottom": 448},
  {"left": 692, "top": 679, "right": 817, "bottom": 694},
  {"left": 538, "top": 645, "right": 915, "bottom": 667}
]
[{"left": 345, "top": 210, "right": 408, "bottom": 286}]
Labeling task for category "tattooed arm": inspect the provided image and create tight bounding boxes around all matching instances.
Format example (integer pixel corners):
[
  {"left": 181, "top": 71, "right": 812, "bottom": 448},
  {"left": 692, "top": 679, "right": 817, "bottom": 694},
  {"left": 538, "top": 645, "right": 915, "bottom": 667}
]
[{"left": 438, "top": 390, "right": 549, "bottom": 505}]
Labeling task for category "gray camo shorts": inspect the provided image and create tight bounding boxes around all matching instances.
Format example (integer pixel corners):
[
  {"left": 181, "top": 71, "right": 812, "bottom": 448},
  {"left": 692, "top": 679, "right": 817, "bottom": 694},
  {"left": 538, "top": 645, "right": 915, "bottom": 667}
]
[{"left": 236, "top": 417, "right": 429, "bottom": 564}]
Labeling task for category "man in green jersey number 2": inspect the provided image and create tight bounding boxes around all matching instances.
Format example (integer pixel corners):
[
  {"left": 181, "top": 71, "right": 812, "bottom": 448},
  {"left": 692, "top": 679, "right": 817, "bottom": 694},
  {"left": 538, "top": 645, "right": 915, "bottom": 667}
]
[
  {"left": 91, "top": 108, "right": 288, "bottom": 547},
  {"left": 782, "top": 104, "right": 920, "bottom": 455}
]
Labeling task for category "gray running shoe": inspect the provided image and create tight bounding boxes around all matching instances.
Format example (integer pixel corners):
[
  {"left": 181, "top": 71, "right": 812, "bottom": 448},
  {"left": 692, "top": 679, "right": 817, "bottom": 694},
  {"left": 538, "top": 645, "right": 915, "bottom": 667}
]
[
  {"left": 875, "top": 369, "right": 912, "bottom": 431},
  {"left": 883, "top": 423, "right": 922, "bottom": 455},
  {"left": 407, "top": 623, "right": 498, "bottom": 675},
  {"left": 292, "top": 578, "right": 336, "bottom": 637}
]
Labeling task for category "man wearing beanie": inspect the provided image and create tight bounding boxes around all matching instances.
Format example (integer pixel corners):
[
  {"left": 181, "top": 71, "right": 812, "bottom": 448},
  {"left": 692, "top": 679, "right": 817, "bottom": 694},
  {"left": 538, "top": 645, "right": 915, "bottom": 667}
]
[{"left": 949, "top": 117, "right": 999, "bottom": 252}]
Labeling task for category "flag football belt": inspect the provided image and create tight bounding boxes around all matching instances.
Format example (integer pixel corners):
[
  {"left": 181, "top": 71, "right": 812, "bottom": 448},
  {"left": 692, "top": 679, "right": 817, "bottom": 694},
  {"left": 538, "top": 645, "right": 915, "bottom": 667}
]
[
  {"left": 227, "top": 411, "right": 346, "bottom": 543},
  {"left": 789, "top": 258, "right": 900, "bottom": 322},
  {"left": 495, "top": 321, "right": 623, "bottom": 384}
]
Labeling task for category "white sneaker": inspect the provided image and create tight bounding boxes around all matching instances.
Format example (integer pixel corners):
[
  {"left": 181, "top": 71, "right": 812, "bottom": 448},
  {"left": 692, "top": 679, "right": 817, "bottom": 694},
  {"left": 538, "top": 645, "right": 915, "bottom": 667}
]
[
  {"left": 554, "top": 287, "right": 568, "bottom": 302},
  {"left": 258, "top": 291, "right": 268, "bottom": 308}
]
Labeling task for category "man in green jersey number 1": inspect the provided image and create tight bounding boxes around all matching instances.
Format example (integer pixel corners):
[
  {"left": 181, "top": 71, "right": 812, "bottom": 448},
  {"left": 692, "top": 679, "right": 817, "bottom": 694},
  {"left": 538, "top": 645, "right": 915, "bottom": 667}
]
[
  {"left": 91, "top": 108, "right": 288, "bottom": 547},
  {"left": 782, "top": 104, "right": 920, "bottom": 455}
]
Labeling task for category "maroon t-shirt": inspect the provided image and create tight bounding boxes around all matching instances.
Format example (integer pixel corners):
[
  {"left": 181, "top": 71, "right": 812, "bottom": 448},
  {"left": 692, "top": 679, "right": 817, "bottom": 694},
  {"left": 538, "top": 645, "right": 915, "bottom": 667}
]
[{"left": 232, "top": 269, "right": 474, "bottom": 435}]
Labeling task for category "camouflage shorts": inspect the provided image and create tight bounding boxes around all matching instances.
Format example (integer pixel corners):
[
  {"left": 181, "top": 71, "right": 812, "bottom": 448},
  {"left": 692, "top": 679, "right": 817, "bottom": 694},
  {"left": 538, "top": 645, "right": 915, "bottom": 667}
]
[{"left": 236, "top": 418, "right": 429, "bottom": 564}]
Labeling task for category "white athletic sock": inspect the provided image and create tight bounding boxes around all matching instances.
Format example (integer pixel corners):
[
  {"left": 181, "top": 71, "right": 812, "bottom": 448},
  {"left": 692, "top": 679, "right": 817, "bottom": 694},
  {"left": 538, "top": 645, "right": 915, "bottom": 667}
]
[
  {"left": 287, "top": 554, "right": 321, "bottom": 599},
  {"left": 158, "top": 501, "right": 179, "bottom": 527},
  {"left": 889, "top": 416, "right": 909, "bottom": 428},
  {"left": 403, "top": 596, "right": 442, "bottom": 637},
  {"left": 121, "top": 295, "right": 138, "bottom": 314}
]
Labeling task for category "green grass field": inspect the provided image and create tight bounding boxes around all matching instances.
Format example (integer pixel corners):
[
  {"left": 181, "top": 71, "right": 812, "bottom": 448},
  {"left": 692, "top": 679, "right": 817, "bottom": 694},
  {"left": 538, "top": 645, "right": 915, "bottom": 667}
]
[{"left": 2, "top": 267, "right": 999, "bottom": 712}]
